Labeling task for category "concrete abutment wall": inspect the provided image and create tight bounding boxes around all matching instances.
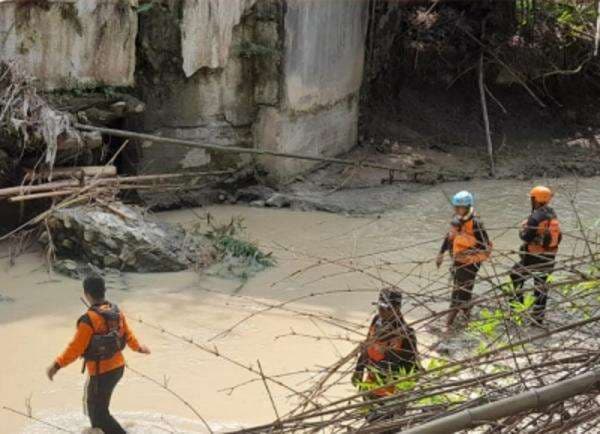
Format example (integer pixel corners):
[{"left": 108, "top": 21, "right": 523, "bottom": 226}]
[{"left": 0, "top": 0, "right": 369, "bottom": 186}]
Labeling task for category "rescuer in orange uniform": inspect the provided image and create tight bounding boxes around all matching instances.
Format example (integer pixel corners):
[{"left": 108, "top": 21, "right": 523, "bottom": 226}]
[
  {"left": 353, "top": 288, "right": 420, "bottom": 424},
  {"left": 46, "top": 275, "right": 150, "bottom": 434},
  {"left": 436, "top": 191, "right": 492, "bottom": 331},
  {"left": 510, "top": 186, "right": 561, "bottom": 325}
]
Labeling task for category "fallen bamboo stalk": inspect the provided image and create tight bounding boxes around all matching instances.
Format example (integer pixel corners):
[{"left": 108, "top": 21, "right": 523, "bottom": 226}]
[
  {"left": 7, "top": 181, "right": 219, "bottom": 202},
  {"left": 74, "top": 123, "right": 405, "bottom": 173},
  {"left": 0, "top": 170, "right": 233, "bottom": 198},
  {"left": 0, "top": 140, "right": 130, "bottom": 242},
  {"left": 9, "top": 190, "right": 81, "bottom": 202},
  {"left": 23, "top": 165, "right": 117, "bottom": 182},
  {"left": 399, "top": 367, "right": 600, "bottom": 434}
]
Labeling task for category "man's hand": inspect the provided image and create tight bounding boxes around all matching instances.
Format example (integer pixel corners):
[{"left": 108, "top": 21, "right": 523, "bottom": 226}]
[
  {"left": 46, "top": 363, "right": 59, "bottom": 381},
  {"left": 435, "top": 253, "right": 444, "bottom": 269},
  {"left": 138, "top": 345, "right": 151, "bottom": 355}
]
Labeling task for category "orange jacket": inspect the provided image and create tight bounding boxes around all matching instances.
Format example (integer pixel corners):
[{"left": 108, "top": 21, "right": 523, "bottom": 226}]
[
  {"left": 444, "top": 216, "right": 492, "bottom": 265},
  {"left": 55, "top": 303, "right": 141, "bottom": 376},
  {"left": 355, "top": 316, "right": 419, "bottom": 397}
]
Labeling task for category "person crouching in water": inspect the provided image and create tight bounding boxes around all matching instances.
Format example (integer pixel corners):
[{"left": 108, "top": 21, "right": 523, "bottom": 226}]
[
  {"left": 509, "top": 186, "right": 561, "bottom": 325},
  {"left": 353, "top": 288, "right": 420, "bottom": 424},
  {"left": 436, "top": 191, "right": 492, "bottom": 331},
  {"left": 46, "top": 275, "right": 151, "bottom": 434}
]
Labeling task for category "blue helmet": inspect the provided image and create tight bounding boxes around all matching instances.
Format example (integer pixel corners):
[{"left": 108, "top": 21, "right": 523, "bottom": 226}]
[{"left": 451, "top": 191, "right": 474, "bottom": 207}]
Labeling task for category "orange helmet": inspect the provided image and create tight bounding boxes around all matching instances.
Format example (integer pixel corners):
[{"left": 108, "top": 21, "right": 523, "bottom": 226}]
[{"left": 529, "top": 186, "right": 553, "bottom": 204}]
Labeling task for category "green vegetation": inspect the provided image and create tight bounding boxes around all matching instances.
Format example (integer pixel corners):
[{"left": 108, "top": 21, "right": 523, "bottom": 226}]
[{"left": 192, "top": 216, "right": 274, "bottom": 281}]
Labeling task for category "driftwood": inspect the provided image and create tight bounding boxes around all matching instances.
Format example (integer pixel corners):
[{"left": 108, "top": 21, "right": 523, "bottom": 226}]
[
  {"left": 0, "top": 170, "right": 233, "bottom": 200},
  {"left": 23, "top": 165, "right": 117, "bottom": 182}
]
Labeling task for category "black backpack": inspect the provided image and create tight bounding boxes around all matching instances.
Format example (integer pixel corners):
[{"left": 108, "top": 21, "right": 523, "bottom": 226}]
[{"left": 83, "top": 303, "right": 126, "bottom": 365}]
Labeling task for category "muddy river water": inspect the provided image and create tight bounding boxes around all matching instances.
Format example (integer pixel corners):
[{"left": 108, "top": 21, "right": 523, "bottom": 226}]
[{"left": 1, "top": 177, "right": 599, "bottom": 433}]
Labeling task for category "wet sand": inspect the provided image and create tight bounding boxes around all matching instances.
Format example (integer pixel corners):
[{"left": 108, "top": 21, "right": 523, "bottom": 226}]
[{"left": 1, "top": 177, "right": 597, "bottom": 433}]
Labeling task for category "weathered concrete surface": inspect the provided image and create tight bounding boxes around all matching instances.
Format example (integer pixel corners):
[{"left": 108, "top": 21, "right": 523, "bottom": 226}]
[
  {"left": 254, "top": 0, "right": 368, "bottom": 179},
  {"left": 181, "top": 0, "right": 257, "bottom": 77},
  {"left": 133, "top": 0, "right": 262, "bottom": 205},
  {"left": 136, "top": 122, "right": 252, "bottom": 175},
  {"left": 255, "top": 97, "right": 359, "bottom": 177},
  {"left": 283, "top": 0, "right": 368, "bottom": 111},
  {"left": 0, "top": 0, "right": 137, "bottom": 90}
]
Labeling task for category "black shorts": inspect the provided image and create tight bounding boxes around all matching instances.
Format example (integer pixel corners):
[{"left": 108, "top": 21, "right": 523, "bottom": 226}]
[{"left": 451, "top": 262, "right": 480, "bottom": 307}]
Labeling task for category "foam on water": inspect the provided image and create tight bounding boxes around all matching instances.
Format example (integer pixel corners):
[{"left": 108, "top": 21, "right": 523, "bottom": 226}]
[{"left": 22, "top": 411, "right": 242, "bottom": 434}]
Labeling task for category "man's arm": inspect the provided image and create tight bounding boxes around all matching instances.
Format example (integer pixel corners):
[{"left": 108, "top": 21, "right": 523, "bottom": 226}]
[
  {"left": 520, "top": 214, "right": 540, "bottom": 243},
  {"left": 48, "top": 319, "right": 94, "bottom": 380}
]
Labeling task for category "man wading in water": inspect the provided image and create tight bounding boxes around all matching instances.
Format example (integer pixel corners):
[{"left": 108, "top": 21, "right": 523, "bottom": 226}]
[
  {"left": 437, "top": 191, "right": 492, "bottom": 332},
  {"left": 509, "top": 186, "right": 562, "bottom": 325},
  {"left": 353, "top": 288, "right": 420, "bottom": 427},
  {"left": 46, "top": 275, "right": 150, "bottom": 434}
]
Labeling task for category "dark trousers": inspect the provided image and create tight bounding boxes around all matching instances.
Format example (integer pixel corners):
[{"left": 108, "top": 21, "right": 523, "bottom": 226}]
[
  {"left": 85, "top": 366, "right": 126, "bottom": 434},
  {"left": 509, "top": 252, "right": 555, "bottom": 323},
  {"left": 451, "top": 262, "right": 481, "bottom": 308}
]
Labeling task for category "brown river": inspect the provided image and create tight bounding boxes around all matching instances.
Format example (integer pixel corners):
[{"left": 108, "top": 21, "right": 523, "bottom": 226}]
[{"left": 1, "top": 177, "right": 599, "bottom": 433}]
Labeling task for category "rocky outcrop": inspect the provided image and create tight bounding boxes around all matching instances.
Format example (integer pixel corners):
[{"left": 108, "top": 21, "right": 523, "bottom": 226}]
[
  {"left": 43, "top": 203, "right": 273, "bottom": 277},
  {"left": 45, "top": 204, "right": 205, "bottom": 272},
  {"left": 0, "top": 0, "right": 138, "bottom": 90}
]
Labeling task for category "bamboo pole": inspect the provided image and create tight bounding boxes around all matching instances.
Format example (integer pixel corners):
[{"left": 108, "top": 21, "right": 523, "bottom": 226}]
[
  {"left": 8, "top": 190, "right": 81, "bottom": 202},
  {"left": 23, "top": 165, "right": 117, "bottom": 182},
  {"left": 0, "top": 170, "right": 233, "bottom": 198},
  {"left": 478, "top": 24, "right": 495, "bottom": 177},
  {"left": 399, "top": 368, "right": 600, "bottom": 434},
  {"left": 74, "top": 123, "right": 405, "bottom": 173}
]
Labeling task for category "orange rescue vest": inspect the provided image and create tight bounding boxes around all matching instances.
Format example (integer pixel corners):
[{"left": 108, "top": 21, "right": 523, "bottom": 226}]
[
  {"left": 527, "top": 218, "right": 561, "bottom": 254},
  {"left": 449, "top": 219, "right": 491, "bottom": 265},
  {"left": 362, "top": 322, "right": 416, "bottom": 397}
]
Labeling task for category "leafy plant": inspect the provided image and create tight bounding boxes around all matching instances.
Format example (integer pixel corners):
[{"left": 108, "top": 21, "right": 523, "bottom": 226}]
[
  {"left": 192, "top": 215, "right": 274, "bottom": 281},
  {"left": 356, "top": 366, "right": 417, "bottom": 394}
]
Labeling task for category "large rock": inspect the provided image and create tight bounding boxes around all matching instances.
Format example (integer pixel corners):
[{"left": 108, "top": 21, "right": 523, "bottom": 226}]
[
  {"left": 46, "top": 204, "right": 205, "bottom": 272},
  {"left": 0, "top": 0, "right": 137, "bottom": 90}
]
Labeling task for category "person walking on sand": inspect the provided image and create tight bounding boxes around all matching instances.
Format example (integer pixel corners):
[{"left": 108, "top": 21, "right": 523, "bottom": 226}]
[
  {"left": 46, "top": 275, "right": 150, "bottom": 434},
  {"left": 436, "top": 191, "right": 492, "bottom": 331},
  {"left": 509, "top": 186, "right": 561, "bottom": 325}
]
